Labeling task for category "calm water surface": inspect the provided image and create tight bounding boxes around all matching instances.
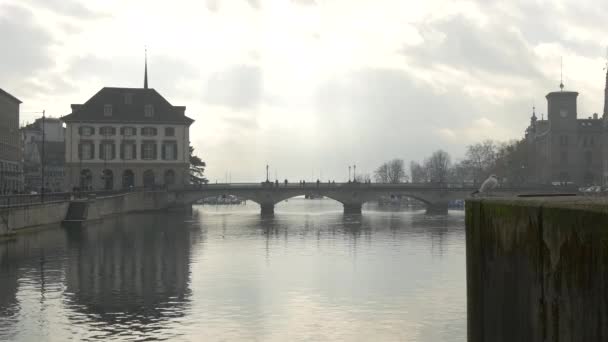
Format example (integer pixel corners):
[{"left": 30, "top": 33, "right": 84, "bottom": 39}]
[{"left": 0, "top": 199, "right": 466, "bottom": 341}]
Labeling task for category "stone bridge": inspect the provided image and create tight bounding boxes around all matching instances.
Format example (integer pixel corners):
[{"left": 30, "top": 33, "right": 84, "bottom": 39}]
[{"left": 172, "top": 182, "right": 550, "bottom": 215}]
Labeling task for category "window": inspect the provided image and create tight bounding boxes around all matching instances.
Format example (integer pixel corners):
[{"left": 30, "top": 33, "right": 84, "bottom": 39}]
[
  {"left": 121, "top": 142, "right": 136, "bottom": 160},
  {"left": 560, "top": 150, "right": 568, "bottom": 164},
  {"left": 79, "top": 142, "right": 94, "bottom": 160},
  {"left": 585, "top": 150, "right": 592, "bottom": 165},
  {"left": 79, "top": 126, "right": 94, "bottom": 136},
  {"left": 141, "top": 127, "right": 157, "bottom": 136},
  {"left": 121, "top": 126, "right": 136, "bottom": 136},
  {"left": 100, "top": 142, "right": 115, "bottom": 160},
  {"left": 141, "top": 141, "right": 156, "bottom": 160},
  {"left": 165, "top": 127, "right": 175, "bottom": 136},
  {"left": 162, "top": 141, "right": 177, "bottom": 160},
  {"left": 104, "top": 104, "right": 113, "bottom": 117},
  {"left": 144, "top": 104, "right": 154, "bottom": 117},
  {"left": 100, "top": 126, "right": 116, "bottom": 136},
  {"left": 124, "top": 93, "right": 133, "bottom": 104}
]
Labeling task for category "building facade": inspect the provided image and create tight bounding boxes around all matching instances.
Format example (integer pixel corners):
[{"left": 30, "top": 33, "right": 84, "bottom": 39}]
[
  {"left": 21, "top": 118, "right": 66, "bottom": 192},
  {"left": 525, "top": 75, "right": 606, "bottom": 186},
  {"left": 61, "top": 86, "right": 193, "bottom": 191},
  {"left": 0, "top": 89, "right": 23, "bottom": 194}
]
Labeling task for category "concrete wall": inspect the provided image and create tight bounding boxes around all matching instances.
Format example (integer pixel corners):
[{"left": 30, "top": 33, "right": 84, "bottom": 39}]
[
  {"left": 0, "top": 201, "right": 70, "bottom": 236},
  {"left": 0, "top": 191, "right": 172, "bottom": 236},
  {"left": 466, "top": 197, "right": 608, "bottom": 342},
  {"left": 86, "top": 191, "right": 169, "bottom": 220}
]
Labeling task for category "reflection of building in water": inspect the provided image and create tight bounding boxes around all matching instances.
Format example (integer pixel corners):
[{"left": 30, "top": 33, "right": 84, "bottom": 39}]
[
  {"left": 0, "top": 229, "right": 68, "bottom": 332},
  {"left": 0, "top": 241, "right": 19, "bottom": 319},
  {"left": 64, "top": 213, "right": 198, "bottom": 329}
]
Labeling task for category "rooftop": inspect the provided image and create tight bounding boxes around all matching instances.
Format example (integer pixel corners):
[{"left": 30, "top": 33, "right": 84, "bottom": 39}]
[{"left": 61, "top": 87, "right": 194, "bottom": 125}]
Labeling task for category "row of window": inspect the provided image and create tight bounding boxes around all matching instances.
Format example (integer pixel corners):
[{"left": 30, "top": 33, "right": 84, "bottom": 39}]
[
  {"left": 79, "top": 126, "right": 175, "bottom": 137},
  {"left": 103, "top": 103, "right": 154, "bottom": 117},
  {"left": 558, "top": 135, "right": 596, "bottom": 147},
  {"left": 559, "top": 150, "right": 593, "bottom": 165},
  {"left": 78, "top": 141, "right": 179, "bottom": 161}
]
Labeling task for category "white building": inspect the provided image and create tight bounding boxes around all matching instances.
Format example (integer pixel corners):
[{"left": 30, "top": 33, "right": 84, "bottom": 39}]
[
  {"left": 21, "top": 117, "right": 66, "bottom": 192},
  {"left": 61, "top": 83, "right": 194, "bottom": 190}
]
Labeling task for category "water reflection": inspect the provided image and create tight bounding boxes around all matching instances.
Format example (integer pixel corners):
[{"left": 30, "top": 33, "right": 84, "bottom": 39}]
[
  {"left": 63, "top": 213, "right": 201, "bottom": 338},
  {"left": 0, "top": 200, "right": 466, "bottom": 341},
  {"left": 0, "top": 240, "right": 19, "bottom": 323}
]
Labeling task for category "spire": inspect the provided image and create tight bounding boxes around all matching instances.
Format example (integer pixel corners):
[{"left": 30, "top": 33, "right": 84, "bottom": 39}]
[
  {"left": 144, "top": 47, "right": 148, "bottom": 89},
  {"left": 603, "top": 48, "right": 608, "bottom": 117},
  {"left": 559, "top": 56, "right": 564, "bottom": 91},
  {"left": 532, "top": 106, "right": 537, "bottom": 121}
]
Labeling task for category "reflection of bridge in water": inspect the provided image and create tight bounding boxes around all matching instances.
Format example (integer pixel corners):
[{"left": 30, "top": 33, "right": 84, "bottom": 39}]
[{"left": 174, "top": 182, "right": 552, "bottom": 215}]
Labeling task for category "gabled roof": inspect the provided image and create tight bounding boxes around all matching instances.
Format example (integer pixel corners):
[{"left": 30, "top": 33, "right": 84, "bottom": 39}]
[
  {"left": 0, "top": 88, "right": 22, "bottom": 104},
  {"left": 61, "top": 87, "right": 194, "bottom": 125}
]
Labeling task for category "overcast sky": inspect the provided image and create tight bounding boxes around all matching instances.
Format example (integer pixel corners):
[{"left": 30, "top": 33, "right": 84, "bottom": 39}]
[{"left": 2, "top": 0, "right": 608, "bottom": 182}]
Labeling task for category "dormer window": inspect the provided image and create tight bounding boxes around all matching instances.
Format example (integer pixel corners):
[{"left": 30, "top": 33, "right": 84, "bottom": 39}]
[
  {"left": 104, "top": 104, "right": 113, "bottom": 116},
  {"left": 124, "top": 93, "right": 133, "bottom": 104},
  {"left": 144, "top": 104, "right": 154, "bottom": 117}
]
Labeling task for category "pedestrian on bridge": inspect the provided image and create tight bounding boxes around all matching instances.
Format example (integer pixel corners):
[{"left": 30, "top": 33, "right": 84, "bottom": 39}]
[{"left": 285, "top": 179, "right": 288, "bottom": 187}]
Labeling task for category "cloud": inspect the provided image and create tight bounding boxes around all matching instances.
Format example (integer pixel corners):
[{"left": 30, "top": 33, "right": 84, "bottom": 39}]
[
  {"left": 404, "top": 15, "right": 541, "bottom": 78},
  {"left": 67, "top": 54, "right": 199, "bottom": 96},
  {"left": 203, "top": 65, "right": 263, "bottom": 110},
  {"left": 0, "top": 5, "right": 54, "bottom": 86},
  {"left": 21, "top": 0, "right": 103, "bottom": 18},
  {"left": 291, "top": 0, "right": 317, "bottom": 5},
  {"left": 246, "top": 0, "right": 261, "bottom": 10},
  {"left": 205, "top": 0, "right": 219, "bottom": 12}
]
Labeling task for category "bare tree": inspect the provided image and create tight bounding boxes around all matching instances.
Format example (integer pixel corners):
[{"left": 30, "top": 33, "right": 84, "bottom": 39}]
[
  {"left": 375, "top": 159, "right": 407, "bottom": 183},
  {"left": 354, "top": 173, "right": 372, "bottom": 183},
  {"left": 410, "top": 161, "right": 427, "bottom": 183},
  {"left": 448, "top": 159, "right": 474, "bottom": 184},
  {"left": 424, "top": 150, "right": 451, "bottom": 183},
  {"left": 465, "top": 140, "right": 497, "bottom": 184}
]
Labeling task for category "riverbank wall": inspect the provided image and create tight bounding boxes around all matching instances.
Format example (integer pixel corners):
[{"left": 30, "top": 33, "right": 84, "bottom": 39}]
[
  {"left": 0, "top": 191, "right": 173, "bottom": 236},
  {"left": 466, "top": 197, "right": 608, "bottom": 342}
]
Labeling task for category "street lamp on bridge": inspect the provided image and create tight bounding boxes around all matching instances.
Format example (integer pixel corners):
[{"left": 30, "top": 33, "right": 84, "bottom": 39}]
[
  {"left": 266, "top": 164, "right": 269, "bottom": 182},
  {"left": 348, "top": 166, "right": 351, "bottom": 182}
]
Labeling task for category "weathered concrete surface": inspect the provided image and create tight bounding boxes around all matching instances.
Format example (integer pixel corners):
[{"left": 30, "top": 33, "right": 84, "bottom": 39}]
[
  {"left": 1, "top": 191, "right": 172, "bottom": 236},
  {"left": 466, "top": 197, "right": 608, "bottom": 342},
  {"left": 0, "top": 201, "right": 70, "bottom": 236}
]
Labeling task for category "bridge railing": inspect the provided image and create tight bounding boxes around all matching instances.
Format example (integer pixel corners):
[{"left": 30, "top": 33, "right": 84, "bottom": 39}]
[{"left": 178, "top": 182, "right": 569, "bottom": 192}]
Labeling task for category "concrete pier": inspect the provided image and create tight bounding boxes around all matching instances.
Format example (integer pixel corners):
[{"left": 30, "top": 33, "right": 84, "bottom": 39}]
[
  {"left": 260, "top": 204, "right": 275, "bottom": 216},
  {"left": 425, "top": 201, "right": 449, "bottom": 215},
  {"left": 466, "top": 197, "right": 608, "bottom": 342},
  {"left": 343, "top": 203, "right": 362, "bottom": 214}
]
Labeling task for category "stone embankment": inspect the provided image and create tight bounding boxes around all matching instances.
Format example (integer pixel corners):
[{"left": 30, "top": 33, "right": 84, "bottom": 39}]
[
  {"left": 0, "top": 191, "right": 173, "bottom": 236},
  {"left": 466, "top": 197, "right": 608, "bottom": 342}
]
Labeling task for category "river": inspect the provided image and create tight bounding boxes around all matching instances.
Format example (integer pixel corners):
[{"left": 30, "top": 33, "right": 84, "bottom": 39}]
[{"left": 0, "top": 198, "right": 466, "bottom": 341}]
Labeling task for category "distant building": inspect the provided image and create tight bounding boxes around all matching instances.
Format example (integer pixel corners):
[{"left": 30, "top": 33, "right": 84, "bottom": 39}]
[
  {"left": 0, "top": 88, "right": 23, "bottom": 194},
  {"left": 21, "top": 118, "right": 66, "bottom": 192},
  {"left": 61, "top": 61, "right": 194, "bottom": 190},
  {"left": 525, "top": 73, "right": 605, "bottom": 186}
]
